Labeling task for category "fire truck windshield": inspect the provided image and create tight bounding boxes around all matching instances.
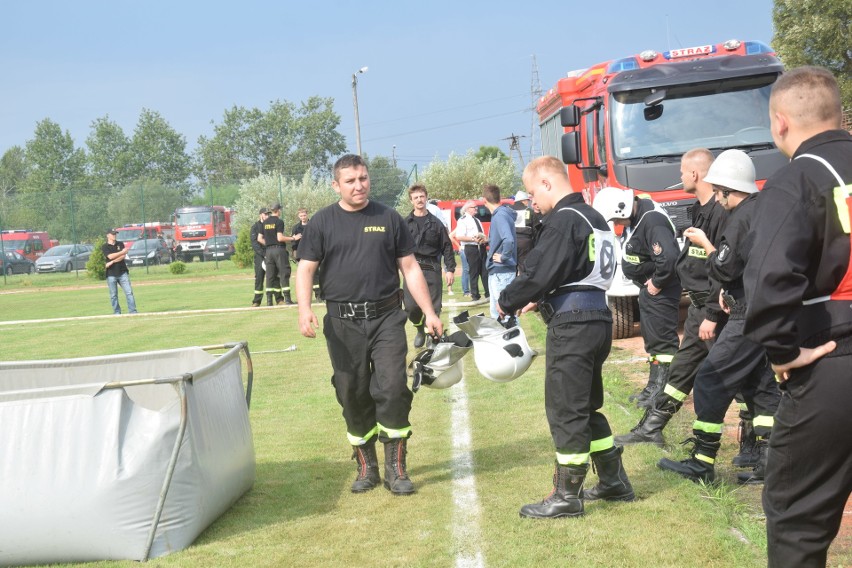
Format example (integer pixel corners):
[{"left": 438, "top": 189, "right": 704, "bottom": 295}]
[
  {"left": 176, "top": 212, "right": 212, "bottom": 225},
  {"left": 610, "top": 74, "right": 775, "bottom": 161},
  {"left": 0, "top": 239, "right": 27, "bottom": 251},
  {"left": 115, "top": 229, "right": 143, "bottom": 241}
]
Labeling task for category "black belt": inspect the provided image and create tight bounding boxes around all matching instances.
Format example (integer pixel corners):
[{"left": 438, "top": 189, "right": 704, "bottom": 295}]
[
  {"left": 416, "top": 256, "right": 438, "bottom": 272},
  {"left": 539, "top": 290, "right": 608, "bottom": 324},
  {"left": 687, "top": 290, "right": 710, "bottom": 308},
  {"left": 327, "top": 293, "right": 401, "bottom": 320}
]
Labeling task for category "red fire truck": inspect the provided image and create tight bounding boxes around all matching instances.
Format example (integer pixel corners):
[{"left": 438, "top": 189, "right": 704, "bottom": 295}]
[
  {"left": 0, "top": 230, "right": 57, "bottom": 262},
  {"left": 113, "top": 222, "right": 174, "bottom": 251},
  {"left": 537, "top": 38, "right": 787, "bottom": 336},
  {"left": 172, "top": 206, "right": 232, "bottom": 262}
]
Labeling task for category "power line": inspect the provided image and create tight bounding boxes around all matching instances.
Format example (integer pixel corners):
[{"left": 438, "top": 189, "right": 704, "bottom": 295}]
[{"left": 362, "top": 93, "right": 528, "bottom": 128}]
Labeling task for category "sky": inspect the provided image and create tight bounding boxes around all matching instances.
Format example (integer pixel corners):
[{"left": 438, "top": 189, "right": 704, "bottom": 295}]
[{"left": 1, "top": 0, "right": 776, "bottom": 175}]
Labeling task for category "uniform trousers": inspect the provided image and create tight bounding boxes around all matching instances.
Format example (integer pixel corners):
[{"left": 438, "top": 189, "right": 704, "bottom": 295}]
[
  {"left": 637, "top": 282, "right": 681, "bottom": 359},
  {"left": 265, "top": 246, "right": 290, "bottom": 297},
  {"left": 546, "top": 316, "right": 614, "bottom": 458},
  {"left": 659, "top": 302, "right": 717, "bottom": 403},
  {"left": 402, "top": 264, "right": 442, "bottom": 325},
  {"left": 765, "top": 347, "right": 852, "bottom": 568},
  {"left": 464, "top": 245, "right": 489, "bottom": 300},
  {"left": 692, "top": 318, "right": 780, "bottom": 438},
  {"left": 323, "top": 308, "right": 412, "bottom": 443},
  {"left": 253, "top": 253, "right": 265, "bottom": 297}
]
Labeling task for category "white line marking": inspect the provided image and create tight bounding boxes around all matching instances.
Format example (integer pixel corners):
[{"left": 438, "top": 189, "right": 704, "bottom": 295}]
[{"left": 447, "top": 311, "right": 484, "bottom": 568}]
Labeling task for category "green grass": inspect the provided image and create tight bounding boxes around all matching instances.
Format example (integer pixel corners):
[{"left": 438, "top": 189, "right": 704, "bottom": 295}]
[{"left": 0, "top": 271, "right": 770, "bottom": 567}]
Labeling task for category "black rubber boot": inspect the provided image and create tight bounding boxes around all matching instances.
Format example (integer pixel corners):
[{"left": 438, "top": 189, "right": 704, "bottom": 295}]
[
  {"left": 266, "top": 292, "right": 274, "bottom": 307},
  {"left": 732, "top": 419, "right": 759, "bottom": 468},
  {"left": 657, "top": 433, "right": 720, "bottom": 484},
  {"left": 383, "top": 439, "right": 415, "bottom": 495},
  {"left": 251, "top": 294, "right": 262, "bottom": 307},
  {"left": 737, "top": 438, "right": 768, "bottom": 485},
  {"left": 413, "top": 325, "right": 426, "bottom": 348},
  {"left": 351, "top": 441, "right": 381, "bottom": 493},
  {"left": 519, "top": 463, "right": 587, "bottom": 519},
  {"left": 583, "top": 446, "right": 635, "bottom": 502},
  {"left": 628, "top": 362, "right": 657, "bottom": 404},
  {"left": 637, "top": 362, "right": 670, "bottom": 409},
  {"left": 615, "top": 398, "right": 681, "bottom": 446},
  {"left": 282, "top": 290, "right": 295, "bottom": 305}
]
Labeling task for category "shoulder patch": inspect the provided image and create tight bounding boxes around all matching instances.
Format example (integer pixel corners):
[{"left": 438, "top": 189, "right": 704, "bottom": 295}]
[
  {"left": 717, "top": 244, "right": 729, "bottom": 261},
  {"left": 652, "top": 242, "right": 662, "bottom": 256}
]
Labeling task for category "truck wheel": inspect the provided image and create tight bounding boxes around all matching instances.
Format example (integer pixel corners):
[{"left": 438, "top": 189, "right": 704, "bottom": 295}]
[{"left": 610, "top": 296, "right": 636, "bottom": 339}]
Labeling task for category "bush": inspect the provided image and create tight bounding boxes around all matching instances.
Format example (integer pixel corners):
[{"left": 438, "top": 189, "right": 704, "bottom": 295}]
[
  {"left": 233, "top": 228, "right": 253, "bottom": 269},
  {"left": 86, "top": 237, "right": 107, "bottom": 280},
  {"left": 169, "top": 261, "right": 187, "bottom": 275}
]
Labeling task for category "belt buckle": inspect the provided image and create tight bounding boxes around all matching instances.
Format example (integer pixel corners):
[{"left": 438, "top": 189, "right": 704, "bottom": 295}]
[
  {"left": 364, "top": 302, "right": 378, "bottom": 319},
  {"left": 538, "top": 301, "right": 554, "bottom": 324}
]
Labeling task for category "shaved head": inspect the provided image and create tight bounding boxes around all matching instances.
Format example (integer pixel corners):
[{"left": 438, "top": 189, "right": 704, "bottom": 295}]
[
  {"left": 770, "top": 66, "right": 842, "bottom": 128},
  {"left": 682, "top": 148, "right": 714, "bottom": 178}
]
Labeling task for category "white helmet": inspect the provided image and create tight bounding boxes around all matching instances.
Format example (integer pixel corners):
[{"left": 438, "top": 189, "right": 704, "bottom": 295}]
[
  {"left": 703, "top": 149, "right": 758, "bottom": 194},
  {"left": 409, "top": 331, "right": 472, "bottom": 391},
  {"left": 453, "top": 312, "right": 537, "bottom": 383},
  {"left": 593, "top": 187, "right": 635, "bottom": 221}
]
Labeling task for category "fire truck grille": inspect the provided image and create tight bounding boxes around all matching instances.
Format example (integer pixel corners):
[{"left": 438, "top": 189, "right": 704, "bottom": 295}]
[
  {"left": 662, "top": 201, "right": 695, "bottom": 237},
  {"left": 183, "top": 230, "right": 206, "bottom": 238}
]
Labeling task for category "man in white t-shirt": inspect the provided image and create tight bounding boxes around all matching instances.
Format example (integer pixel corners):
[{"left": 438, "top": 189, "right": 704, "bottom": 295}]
[{"left": 452, "top": 201, "right": 488, "bottom": 302}]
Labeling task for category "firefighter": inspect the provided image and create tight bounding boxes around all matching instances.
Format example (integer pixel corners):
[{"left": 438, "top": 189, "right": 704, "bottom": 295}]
[
  {"left": 510, "top": 190, "right": 538, "bottom": 273},
  {"left": 262, "top": 203, "right": 299, "bottom": 305},
  {"left": 402, "top": 184, "right": 456, "bottom": 348},
  {"left": 594, "top": 187, "right": 681, "bottom": 408},
  {"left": 743, "top": 66, "right": 851, "bottom": 568},
  {"left": 296, "top": 154, "right": 442, "bottom": 495},
  {"left": 615, "top": 148, "right": 728, "bottom": 445},
  {"left": 292, "top": 207, "right": 321, "bottom": 301},
  {"left": 657, "top": 149, "right": 780, "bottom": 484},
  {"left": 498, "top": 156, "right": 634, "bottom": 519},
  {"left": 250, "top": 207, "right": 268, "bottom": 307}
]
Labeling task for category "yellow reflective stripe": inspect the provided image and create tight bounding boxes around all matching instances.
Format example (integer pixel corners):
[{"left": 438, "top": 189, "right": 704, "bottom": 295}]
[
  {"left": 589, "top": 435, "right": 614, "bottom": 454},
  {"left": 688, "top": 246, "right": 707, "bottom": 259},
  {"left": 753, "top": 415, "right": 774, "bottom": 429},
  {"left": 695, "top": 453, "right": 715, "bottom": 465},
  {"left": 655, "top": 354, "right": 674, "bottom": 363},
  {"left": 624, "top": 254, "right": 640, "bottom": 264},
  {"left": 556, "top": 451, "right": 589, "bottom": 466},
  {"left": 833, "top": 185, "right": 852, "bottom": 234},
  {"left": 254, "top": 289, "right": 265, "bottom": 294},
  {"left": 377, "top": 423, "right": 411, "bottom": 439},
  {"left": 693, "top": 420, "right": 723, "bottom": 434},
  {"left": 588, "top": 233, "right": 596, "bottom": 262},
  {"left": 663, "top": 383, "right": 688, "bottom": 402},
  {"left": 347, "top": 425, "right": 379, "bottom": 446},
  {"left": 738, "top": 402, "right": 748, "bottom": 411}
]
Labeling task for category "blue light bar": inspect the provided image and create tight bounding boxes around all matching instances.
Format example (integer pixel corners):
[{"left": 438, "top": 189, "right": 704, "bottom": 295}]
[
  {"left": 745, "top": 41, "right": 773, "bottom": 55},
  {"left": 608, "top": 57, "right": 640, "bottom": 73}
]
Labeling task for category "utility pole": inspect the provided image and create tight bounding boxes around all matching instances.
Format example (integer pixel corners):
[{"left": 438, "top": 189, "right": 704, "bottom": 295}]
[
  {"left": 503, "top": 133, "right": 527, "bottom": 168},
  {"left": 352, "top": 66, "right": 368, "bottom": 156},
  {"left": 392, "top": 145, "right": 397, "bottom": 168},
  {"left": 529, "top": 54, "right": 543, "bottom": 163}
]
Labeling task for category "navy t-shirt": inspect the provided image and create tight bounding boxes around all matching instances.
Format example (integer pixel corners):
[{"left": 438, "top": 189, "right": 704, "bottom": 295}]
[{"left": 298, "top": 200, "right": 414, "bottom": 302}]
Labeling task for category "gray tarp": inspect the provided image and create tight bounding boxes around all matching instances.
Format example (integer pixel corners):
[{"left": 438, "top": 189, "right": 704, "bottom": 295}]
[{"left": 0, "top": 345, "right": 256, "bottom": 565}]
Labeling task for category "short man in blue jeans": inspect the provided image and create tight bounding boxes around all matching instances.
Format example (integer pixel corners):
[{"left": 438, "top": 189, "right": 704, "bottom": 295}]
[
  {"left": 483, "top": 184, "right": 516, "bottom": 321},
  {"left": 102, "top": 229, "right": 138, "bottom": 314}
]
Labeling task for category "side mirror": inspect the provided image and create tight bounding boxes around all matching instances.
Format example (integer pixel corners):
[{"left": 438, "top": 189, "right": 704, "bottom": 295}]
[
  {"left": 561, "top": 132, "right": 581, "bottom": 164},
  {"left": 560, "top": 105, "right": 580, "bottom": 128}
]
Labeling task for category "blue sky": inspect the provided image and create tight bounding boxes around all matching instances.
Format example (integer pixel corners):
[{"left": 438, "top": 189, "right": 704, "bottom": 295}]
[{"left": 1, "top": 1, "right": 775, "bottom": 173}]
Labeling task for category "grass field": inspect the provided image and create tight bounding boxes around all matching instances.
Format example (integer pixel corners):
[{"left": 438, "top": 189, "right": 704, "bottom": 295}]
[{"left": 0, "top": 264, "right": 776, "bottom": 567}]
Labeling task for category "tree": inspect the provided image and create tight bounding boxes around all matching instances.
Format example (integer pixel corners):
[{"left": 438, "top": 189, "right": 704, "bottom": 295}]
[
  {"left": 0, "top": 146, "right": 26, "bottom": 199},
  {"left": 417, "top": 151, "right": 519, "bottom": 207},
  {"left": 128, "top": 109, "right": 192, "bottom": 192},
  {"left": 86, "top": 116, "right": 132, "bottom": 189},
  {"left": 773, "top": 0, "right": 852, "bottom": 111},
  {"left": 364, "top": 155, "right": 407, "bottom": 207},
  {"left": 474, "top": 145, "right": 511, "bottom": 164},
  {"left": 107, "top": 180, "right": 185, "bottom": 226},
  {"left": 194, "top": 97, "right": 347, "bottom": 185}
]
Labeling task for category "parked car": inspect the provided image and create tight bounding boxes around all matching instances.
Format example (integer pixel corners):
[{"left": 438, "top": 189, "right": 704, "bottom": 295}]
[
  {"left": 203, "top": 235, "right": 237, "bottom": 261},
  {"left": 1, "top": 250, "right": 36, "bottom": 275},
  {"left": 35, "top": 244, "right": 93, "bottom": 273},
  {"left": 126, "top": 239, "right": 172, "bottom": 266}
]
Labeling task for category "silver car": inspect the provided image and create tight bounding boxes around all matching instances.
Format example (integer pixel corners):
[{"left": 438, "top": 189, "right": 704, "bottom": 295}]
[{"left": 35, "top": 244, "right": 93, "bottom": 273}]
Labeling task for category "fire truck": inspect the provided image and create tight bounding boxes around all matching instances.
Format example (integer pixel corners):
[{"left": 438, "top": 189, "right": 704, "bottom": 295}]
[
  {"left": 113, "top": 222, "right": 174, "bottom": 251},
  {"left": 172, "top": 205, "right": 232, "bottom": 262},
  {"left": 537, "top": 38, "right": 787, "bottom": 337},
  {"left": 0, "top": 230, "right": 57, "bottom": 262}
]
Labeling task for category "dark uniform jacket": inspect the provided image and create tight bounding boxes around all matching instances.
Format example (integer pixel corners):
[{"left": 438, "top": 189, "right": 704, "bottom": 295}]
[
  {"left": 499, "top": 192, "right": 612, "bottom": 324},
  {"left": 677, "top": 198, "right": 728, "bottom": 321},
  {"left": 707, "top": 193, "right": 759, "bottom": 319},
  {"left": 745, "top": 130, "right": 852, "bottom": 365},
  {"left": 404, "top": 211, "right": 456, "bottom": 273},
  {"left": 250, "top": 220, "right": 266, "bottom": 258},
  {"left": 621, "top": 198, "right": 680, "bottom": 289}
]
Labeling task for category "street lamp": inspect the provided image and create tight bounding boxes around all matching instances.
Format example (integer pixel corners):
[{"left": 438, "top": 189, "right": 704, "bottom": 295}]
[{"left": 352, "top": 66, "right": 368, "bottom": 156}]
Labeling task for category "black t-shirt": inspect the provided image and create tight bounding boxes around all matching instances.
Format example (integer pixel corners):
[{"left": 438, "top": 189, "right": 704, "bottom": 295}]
[
  {"left": 262, "top": 215, "right": 285, "bottom": 247},
  {"left": 102, "top": 241, "right": 129, "bottom": 277},
  {"left": 298, "top": 200, "right": 414, "bottom": 302},
  {"left": 291, "top": 222, "right": 307, "bottom": 254}
]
